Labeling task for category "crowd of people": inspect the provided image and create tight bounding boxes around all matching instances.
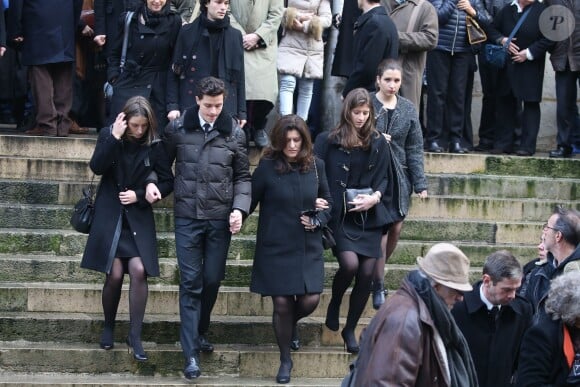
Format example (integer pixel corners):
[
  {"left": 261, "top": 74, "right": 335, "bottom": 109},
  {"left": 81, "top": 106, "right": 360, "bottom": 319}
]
[{"left": 1, "top": 0, "right": 579, "bottom": 385}]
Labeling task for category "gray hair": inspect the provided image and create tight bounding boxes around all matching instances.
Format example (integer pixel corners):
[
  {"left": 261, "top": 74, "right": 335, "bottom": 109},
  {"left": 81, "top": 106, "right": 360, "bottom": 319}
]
[
  {"left": 544, "top": 271, "right": 580, "bottom": 325},
  {"left": 552, "top": 206, "right": 580, "bottom": 246},
  {"left": 482, "top": 250, "right": 523, "bottom": 283}
]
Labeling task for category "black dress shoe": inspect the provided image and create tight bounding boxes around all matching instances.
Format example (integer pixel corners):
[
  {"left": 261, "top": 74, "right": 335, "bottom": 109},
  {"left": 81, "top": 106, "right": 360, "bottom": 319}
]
[
  {"left": 515, "top": 150, "right": 533, "bottom": 157},
  {"left": 371, "top": 282, "right": 386, "bottom": 310},
  {"left": 184, "top": 355, "right": 201, "bottom": 380},
  {"left": 427, "top": 141, "right": 443, "bottom": 153},
  {"left": 290, "top": 325, "right": 300, "bottom": 351},
  {"left": 276, "top": 359, "right": 293, "bottom": 384},
  {"left": 254, "top": 129, "right": 269, "bottom": 148},
  {"left": 126, "top": 336, "right": 148, "bottom": 362},
  {"left": 449, "top": 142, "right": 468, "bottom": 154},
  {"left": 99, "top": 326, "right": 114, "bottom": 350},
  {"left": 474, "top": 143, "right": 493, "bottom": 152},
  {"left": 341, "top": 328, "right": 359, "bottom": 354},
  {"left": 199, "top": 335, "right": 214, "bottom": 353},
  {"left": 549, "top": 146, "right": 572, "bottom": 158}
]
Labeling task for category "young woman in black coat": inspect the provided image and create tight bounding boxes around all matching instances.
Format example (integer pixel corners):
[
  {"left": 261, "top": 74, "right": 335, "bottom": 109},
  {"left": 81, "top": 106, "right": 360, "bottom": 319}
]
[
  {"left": 80, "top": 96, "right": 174, "bottom": 361},
  {"left": 106, "top": 0, "right": 181, "bottom": 131},
  {"left": 250, "top": 115, "right": 332, "bottom": 384},
  {"left": 314, "top": 88, "right": 391, "bottom": 354}
]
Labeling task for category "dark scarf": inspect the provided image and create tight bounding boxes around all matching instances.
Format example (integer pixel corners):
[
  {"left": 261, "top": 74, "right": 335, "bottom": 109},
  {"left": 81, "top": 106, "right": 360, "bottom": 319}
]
[
  {"left": 142, "top": 3, "right": 168, "bottom": 28},
  {"left": 407, "top": 270, "right": 479, "bottom": 387}
]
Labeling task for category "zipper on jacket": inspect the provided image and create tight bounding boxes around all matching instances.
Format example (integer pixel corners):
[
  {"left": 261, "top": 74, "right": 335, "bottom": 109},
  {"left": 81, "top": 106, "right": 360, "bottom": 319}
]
[{"left": 451, "top": 10, "right": 460, "bottom": 55}]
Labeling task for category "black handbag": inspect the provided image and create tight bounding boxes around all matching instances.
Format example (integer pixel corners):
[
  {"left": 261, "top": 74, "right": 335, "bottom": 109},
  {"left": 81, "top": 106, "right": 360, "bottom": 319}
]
[
  {"left": 485, "top": 8, "right": 530, "bottom": 68},
  {"left": 70, "top": 178, "right": 96, "bottom": 234},
  {"left": 344, "top": 188, "right": 373, "bottom": 211}
]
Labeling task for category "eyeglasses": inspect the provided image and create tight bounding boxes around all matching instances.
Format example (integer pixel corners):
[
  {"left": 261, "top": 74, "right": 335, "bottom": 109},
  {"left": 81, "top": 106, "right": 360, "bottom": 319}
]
[{"left": 543, "top": 223, "right": 560, "bottom": 232}]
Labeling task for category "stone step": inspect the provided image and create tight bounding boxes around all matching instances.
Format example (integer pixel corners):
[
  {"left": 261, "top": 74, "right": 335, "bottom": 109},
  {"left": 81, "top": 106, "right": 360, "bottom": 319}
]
[
  {"left": 0, "top": 239, "right": 536, "bottom": 284},
  {"left": 0, "top": 374, "right": 343, "bottom": 387},
  {"left": 0, "top": 280, "right": 390, "bottom": 318},
  {"left": 0, "top": 310, "right": 370, "bottom": 349},
  {"left": 1, "top": 174, "right": 577, "bottom": 206},
  {"left": 0, "top": 371, "right": 342, "bottom": 386},
  {"left": 1, "top": 140, "right": 578, "bottom": 181},
  {"left": 0, "top": 341, "right": 356, "bottom": 379},
  {"left": 0, "top": 203, "right": 549, "bottom": 244}
]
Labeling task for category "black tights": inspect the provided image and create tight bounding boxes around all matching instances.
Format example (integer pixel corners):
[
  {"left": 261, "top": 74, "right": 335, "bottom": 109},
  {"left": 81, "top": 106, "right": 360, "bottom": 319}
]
[
  {"left": 331, "top": 251, "right": 375, "bottom": 331},
  {"left": 272, "top": 294, "right": 320, "bottom": 363},
  {"left": 101, "top": 257, "right": 148, "bottom": 348}
]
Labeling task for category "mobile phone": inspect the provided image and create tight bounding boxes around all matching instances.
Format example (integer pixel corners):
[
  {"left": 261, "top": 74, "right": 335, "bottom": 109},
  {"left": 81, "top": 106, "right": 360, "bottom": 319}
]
[{"left": 300, "top": 209, "right": 317, "bottom": 217}]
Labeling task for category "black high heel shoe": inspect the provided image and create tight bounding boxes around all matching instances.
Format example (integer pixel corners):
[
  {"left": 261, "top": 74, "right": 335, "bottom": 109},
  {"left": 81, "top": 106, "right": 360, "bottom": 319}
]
[
  {"left": 99, "top": 326, "right": 114, "bottom": 350},
  {"left": 290, "top": 324, "right": 300, "bottom": 351},
  {"left": 126, "top": 336, "right": 148, "bottom": 362},
  {"left": 341, "top": 328, "right": 359, "bottom": 354},
  {"left": 276, "top": 359, "right": 293, "bottom": 384},
  {"left": 325, "top": 300, "right": 340, "bottom": 331}
]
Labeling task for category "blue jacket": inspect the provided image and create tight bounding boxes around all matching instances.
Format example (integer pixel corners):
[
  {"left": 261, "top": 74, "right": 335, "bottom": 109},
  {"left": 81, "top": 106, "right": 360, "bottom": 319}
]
[{"left": 429, "top": 0, "right": 491, "bottom": 53}]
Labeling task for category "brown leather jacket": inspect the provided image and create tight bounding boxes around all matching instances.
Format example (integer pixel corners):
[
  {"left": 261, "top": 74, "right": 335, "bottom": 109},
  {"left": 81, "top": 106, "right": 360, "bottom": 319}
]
[{"left": 356, "top": 278, "right": 451, "bottom": 386}]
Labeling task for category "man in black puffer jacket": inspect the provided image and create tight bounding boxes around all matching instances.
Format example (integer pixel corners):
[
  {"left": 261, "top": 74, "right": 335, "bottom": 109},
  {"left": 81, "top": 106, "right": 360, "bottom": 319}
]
[{"left": 162, "top": 76, "right": 251, "bottom": 380}]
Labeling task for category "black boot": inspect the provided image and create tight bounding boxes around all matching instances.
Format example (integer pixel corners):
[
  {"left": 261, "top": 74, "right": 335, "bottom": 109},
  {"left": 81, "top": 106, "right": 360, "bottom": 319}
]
[{"left": 372, "top": 281, "right": 386, "bottom": 310}]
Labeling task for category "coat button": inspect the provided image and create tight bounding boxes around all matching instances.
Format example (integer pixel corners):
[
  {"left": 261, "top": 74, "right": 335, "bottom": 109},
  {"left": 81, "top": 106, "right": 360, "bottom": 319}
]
[
  {"left": 191, "top": 67, "right": 196, "bottom": 72},
  {"left": 133, "top": 232, "right": 137, "bottom": 236},
  {"left": 188, "top": 90, "right": 193, "bottom": 95},
  {"left": 140, "top": 35, "right": 144, "bottom": 39}
]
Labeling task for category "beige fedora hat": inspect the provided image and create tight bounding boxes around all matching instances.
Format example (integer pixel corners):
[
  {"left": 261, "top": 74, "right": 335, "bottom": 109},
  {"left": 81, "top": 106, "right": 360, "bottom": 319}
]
[{"left": 416, "top": 243, "right": 473, "bottom": 292}]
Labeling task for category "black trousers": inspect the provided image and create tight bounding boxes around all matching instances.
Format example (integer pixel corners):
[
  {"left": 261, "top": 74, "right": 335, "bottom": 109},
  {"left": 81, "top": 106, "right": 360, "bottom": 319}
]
[
  {"left": 555, "top": 69, "right": 580, "bottom": 148},
  {"left": 175, "top": 217, "right": 231, "bottom": 359},
  {"left": 477, "top": 53, "right": 502, "bottom": 148},
  {"left": 426, "top": 50, "right": 472, "bottom": 146},
  {"left": 495, "top": 95, "right": 540, "bottom": 154}
]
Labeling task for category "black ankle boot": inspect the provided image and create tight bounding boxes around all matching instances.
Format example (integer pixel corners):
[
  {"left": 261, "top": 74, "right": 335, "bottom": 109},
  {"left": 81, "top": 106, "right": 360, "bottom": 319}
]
[
  {"left": 290, "top": 324, "right": 300, "bottom": 351},
  {"left": 372, "top": 281, "right": 386, "bottom": 310}
]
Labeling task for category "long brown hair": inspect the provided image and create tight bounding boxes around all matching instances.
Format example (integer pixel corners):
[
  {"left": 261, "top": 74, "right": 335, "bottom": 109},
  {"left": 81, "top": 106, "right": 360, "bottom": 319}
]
[
  {"left": 328, "top": 88, "right": 377, "bottom": 149},
  {"left": 263, "top": 115, "right": 314, "bottom": 173},
  {"left": 121, "top": 96, "right": 157, "bottom": 145}
]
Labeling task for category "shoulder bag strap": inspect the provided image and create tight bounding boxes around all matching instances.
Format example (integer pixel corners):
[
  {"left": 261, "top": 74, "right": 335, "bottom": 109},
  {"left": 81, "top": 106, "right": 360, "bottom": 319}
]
[
  {"left": 406, "top": 0, "right": 424, "bottom": 33},
  {"left": 504, "top": 7, "right": 531, "bottom": 48},
  {"left": 120, "top": 11, "right": 134, "bottom": 72}
]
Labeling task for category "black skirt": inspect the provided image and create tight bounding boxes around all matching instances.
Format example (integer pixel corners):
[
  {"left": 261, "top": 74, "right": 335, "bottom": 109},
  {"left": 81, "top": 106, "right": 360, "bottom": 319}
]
[{"left": 333, "top": 212, "right": 382, "bottom": 259}]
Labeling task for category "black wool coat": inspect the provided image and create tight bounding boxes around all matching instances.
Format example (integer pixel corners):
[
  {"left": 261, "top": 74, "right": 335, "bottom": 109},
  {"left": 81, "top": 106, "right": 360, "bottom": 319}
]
[
  {"left": 166, "top": 15, "right": 246, "bottom": 120},
  {"left": 8, "top": 0, "right": 82, "bottom": 66},
  {"left": 107, "top": 8, "right": 181, "bottom": 127},
  {"left": 331, "top": 0, "right": 361, "bottom": 77},
  {"left": 487, "top": 2, "right": 553, "bottom": 102},
  {"left": 451, "top": 282, "right": 533, "bottom": 387},
  {"left": 342, "top": 6, "right": 399, "bottom": 97},
  {"left": 80, "top": 128, "right": 174, "bottom": 276},
  {"left": 314, "top": 131, "right": 392, "bottom": 231},
  {"left": 516, "top": 313, "right": 577, "bottom": 386},
  {"left": 94, "top": 0, "right": 142, "bottom": 57},
  {"left": 249, "top": 157, "right": 332, "bottom": 296}
]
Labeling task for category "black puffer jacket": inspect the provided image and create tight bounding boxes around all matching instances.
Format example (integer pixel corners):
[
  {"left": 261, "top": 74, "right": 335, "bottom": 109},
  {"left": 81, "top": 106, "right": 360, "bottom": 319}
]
[
  {"left": 430, "top": 0, "right": 491, "bottom": 53},
  {"left": 162, "top": 105, "right": 251, "bottom": 220}
]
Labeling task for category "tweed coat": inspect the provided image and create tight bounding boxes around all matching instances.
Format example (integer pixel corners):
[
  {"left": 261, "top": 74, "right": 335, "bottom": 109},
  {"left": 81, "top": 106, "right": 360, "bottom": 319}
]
[
  {"left": 230, "top": 0, "right": 284, "bottom": 104},
  {"left": 372, "top": 94, "right": 427, "bottom": 221},
  {"left": 277, "top": 0, "right": 332, "bottom": 79},
  {"left": 546, "top": 0, "right": 580, "bottom": 72}
]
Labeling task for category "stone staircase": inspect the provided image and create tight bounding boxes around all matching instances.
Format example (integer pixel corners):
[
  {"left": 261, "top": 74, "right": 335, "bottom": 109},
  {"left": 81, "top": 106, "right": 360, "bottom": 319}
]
[{"left": 0, "top": 133, "right": 578, "bottom": 386}]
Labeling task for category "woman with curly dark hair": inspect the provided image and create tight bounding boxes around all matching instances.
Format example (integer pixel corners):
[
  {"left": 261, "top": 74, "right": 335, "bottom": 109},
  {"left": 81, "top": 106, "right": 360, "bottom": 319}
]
[
  {"left": 314, "top": 88, "right": 391, "bottom": 354},
  {"left": 250, "top": 114, "right": 332, "bottom": 384}
]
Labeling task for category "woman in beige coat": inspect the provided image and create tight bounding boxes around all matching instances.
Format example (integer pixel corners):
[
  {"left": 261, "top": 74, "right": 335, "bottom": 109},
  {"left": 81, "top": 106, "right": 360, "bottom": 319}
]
[
  {"left": 230, "top": 0, "right": 284, "bottom": 147},
  {"left": 277, "top": 0, "right": 331, "bottom": 121}
]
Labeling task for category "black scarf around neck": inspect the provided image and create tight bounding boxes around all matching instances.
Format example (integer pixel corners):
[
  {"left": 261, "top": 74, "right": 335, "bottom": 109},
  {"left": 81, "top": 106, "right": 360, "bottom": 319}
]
[
  {"left": 142, "top": 3, "right": 168, "bottom": 27},
  {"left": 407, "top": 270, "right": 479, "bottom": 387}
]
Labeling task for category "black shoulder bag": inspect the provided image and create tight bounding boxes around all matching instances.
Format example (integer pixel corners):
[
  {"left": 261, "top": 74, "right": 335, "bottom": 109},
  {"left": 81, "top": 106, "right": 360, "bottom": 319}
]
[{"left": 70, "top": 175, "right": 97, "bottom": 234}]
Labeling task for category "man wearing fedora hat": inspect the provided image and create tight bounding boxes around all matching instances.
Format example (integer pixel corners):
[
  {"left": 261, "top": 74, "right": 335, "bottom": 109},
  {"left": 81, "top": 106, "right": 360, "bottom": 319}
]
[{"left": 352, "top": 243, "right": 478, "bottom": 386}]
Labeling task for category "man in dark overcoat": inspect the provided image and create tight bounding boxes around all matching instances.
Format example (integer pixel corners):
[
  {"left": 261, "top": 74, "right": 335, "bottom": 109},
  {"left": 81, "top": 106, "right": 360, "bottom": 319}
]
[
  {"left": 8, "top": 0, "right": 82, "bottom": 136},
  {"left": 452, "top": 250, "right": 532, "bottom": 387},
  {"left": 342, "top": 0, "right": 399, "bottom": 97},
  {"left": 162, "top": 76, "right": 251, "bottom": 380},
  {"left": 93, "top": 0, "right": 141, "bottom": 56}
]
